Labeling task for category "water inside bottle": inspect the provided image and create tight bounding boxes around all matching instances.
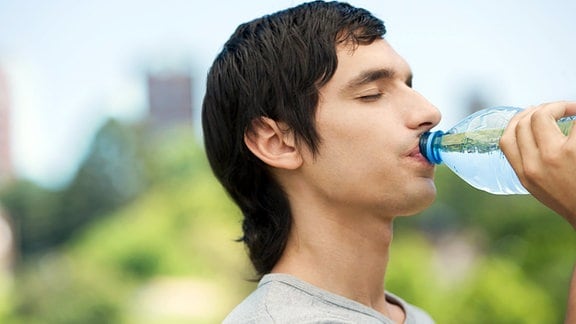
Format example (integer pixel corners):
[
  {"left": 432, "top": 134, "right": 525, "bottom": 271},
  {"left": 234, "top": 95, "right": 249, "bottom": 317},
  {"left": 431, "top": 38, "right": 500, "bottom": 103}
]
[{"left": 440, "top": 129, "right": 529, "bottom": 194}]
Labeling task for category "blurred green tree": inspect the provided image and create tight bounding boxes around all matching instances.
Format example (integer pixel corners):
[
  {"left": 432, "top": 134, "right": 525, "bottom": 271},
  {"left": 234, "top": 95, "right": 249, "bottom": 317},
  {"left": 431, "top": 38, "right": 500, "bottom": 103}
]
[
  {"left": 0, "top": 117, "right": 573, "bottom": 323},
  {"left": 1, "top": 119, "right": 147, "bottom": 258}
]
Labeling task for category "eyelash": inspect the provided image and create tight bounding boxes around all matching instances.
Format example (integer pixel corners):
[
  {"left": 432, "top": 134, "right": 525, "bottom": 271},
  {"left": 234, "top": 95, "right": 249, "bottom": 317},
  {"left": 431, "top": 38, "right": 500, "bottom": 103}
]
[{"left": 358, "top": 93, "right": 384, "bottom": 102}]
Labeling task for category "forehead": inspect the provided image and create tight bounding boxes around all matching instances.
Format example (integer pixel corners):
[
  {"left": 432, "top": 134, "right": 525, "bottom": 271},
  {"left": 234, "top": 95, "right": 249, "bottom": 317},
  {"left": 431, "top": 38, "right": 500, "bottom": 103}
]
[{"left": 328, "top": 39, "right": 412, "bottom": 90}]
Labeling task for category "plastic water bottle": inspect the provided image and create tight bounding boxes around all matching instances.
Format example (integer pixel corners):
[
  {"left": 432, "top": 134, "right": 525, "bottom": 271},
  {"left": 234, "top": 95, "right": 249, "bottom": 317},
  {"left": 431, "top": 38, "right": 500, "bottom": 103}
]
[{"left": 419, "top": 106, "right": 576, "bottom": 195}]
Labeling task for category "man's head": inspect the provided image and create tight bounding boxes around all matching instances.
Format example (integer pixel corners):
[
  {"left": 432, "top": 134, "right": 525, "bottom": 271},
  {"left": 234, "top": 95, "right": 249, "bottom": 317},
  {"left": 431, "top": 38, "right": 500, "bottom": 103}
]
[{"left": 202, "top": 1, "right": 386, "bottom": 277}]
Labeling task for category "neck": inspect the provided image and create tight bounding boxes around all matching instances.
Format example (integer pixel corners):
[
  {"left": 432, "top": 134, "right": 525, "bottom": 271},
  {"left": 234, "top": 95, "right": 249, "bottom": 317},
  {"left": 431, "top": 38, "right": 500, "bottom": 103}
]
[{"left": 272, "top": 204, "right": 395, "bottom": 313}]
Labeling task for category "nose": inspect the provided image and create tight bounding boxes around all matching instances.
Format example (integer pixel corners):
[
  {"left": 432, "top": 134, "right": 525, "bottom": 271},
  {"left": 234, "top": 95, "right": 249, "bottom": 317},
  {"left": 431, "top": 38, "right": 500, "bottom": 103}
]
[{"left": 406, "top": 90, "right": 441, "bottom": 131}]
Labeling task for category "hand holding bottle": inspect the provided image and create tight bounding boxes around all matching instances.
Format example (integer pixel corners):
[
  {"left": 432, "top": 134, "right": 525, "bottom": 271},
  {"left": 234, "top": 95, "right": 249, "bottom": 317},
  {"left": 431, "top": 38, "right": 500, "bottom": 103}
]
[{"left": 500, "top": 101, "right": 576, "bottom": 229}]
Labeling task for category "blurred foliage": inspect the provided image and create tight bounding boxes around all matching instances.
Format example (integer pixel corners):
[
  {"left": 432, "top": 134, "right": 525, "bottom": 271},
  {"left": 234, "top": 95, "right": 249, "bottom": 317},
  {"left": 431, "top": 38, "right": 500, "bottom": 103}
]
[
  {"left": 1, "top": 119, "right": 146, "bottom": 256},
  {"left": 0, "top": 121, "right": 255, "bottom": 323},
  {"left": 0, "top": 119, "right": 573, "bottom": 323},
  {"left": 392, "top": 166, "right": 575, "bottom": 323}
]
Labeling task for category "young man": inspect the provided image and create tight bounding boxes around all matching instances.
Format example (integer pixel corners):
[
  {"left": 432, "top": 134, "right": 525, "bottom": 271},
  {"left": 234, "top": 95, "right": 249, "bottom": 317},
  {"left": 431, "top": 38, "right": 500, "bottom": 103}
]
[
  {"left": 202, "top": 1, "right": 576, "bottom": 323},
  {"left": 203, "top": 2, "right": 437, "bottom": 322}
]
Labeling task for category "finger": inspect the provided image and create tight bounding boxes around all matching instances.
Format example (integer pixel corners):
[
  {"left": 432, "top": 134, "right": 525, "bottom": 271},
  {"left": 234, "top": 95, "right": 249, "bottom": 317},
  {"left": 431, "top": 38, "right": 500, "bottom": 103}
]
[
  {"left": 501, "top": 106, "right": 534, "bottom": 146},
  {"left": 531, "top": 102, "right": 566, "bottom": 150},
  {"left": 531, "top": 102, "right": 576, "bottom": 151},
  {"left": 514, "top": 108, "right": 540, "bottom": 163},
  {"left": 563, "top": 101, "right": 576, "bottom": 117},
  {"left": 500, "top": 107, "right": 536, "bottom": 175}
]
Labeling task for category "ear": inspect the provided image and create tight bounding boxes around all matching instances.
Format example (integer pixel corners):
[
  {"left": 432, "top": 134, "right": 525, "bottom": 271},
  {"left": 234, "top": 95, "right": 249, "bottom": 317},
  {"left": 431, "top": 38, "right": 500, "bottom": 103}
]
[{"left": 244, "top": 117, "right": 303, "bottom": 170}]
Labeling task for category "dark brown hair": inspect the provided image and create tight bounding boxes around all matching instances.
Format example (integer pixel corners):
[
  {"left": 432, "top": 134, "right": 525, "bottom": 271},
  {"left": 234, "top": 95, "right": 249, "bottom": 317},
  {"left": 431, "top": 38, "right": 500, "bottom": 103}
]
[{"left": 202, "top": 1, "right": 386, "bottom": 278}]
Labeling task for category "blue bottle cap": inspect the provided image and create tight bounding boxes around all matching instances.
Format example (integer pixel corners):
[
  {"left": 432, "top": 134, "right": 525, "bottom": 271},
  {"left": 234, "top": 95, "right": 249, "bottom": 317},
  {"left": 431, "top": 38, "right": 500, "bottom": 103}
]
[{"left": 419, "top": 130, "right": 444, "bottom": 164}]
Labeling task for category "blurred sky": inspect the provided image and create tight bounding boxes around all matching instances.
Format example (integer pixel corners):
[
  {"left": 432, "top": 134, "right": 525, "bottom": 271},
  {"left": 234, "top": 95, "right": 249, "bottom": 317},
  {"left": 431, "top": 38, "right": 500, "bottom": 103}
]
[{"left": 0, "top": 0, "right": 575, "bottom": 189}]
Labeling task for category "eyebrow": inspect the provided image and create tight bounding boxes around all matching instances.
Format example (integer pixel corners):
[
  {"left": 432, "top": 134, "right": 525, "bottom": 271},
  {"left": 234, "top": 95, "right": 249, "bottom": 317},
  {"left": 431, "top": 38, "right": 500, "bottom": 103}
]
[{"left": 341, "top": 68, "right": 413, "bottom": 92}]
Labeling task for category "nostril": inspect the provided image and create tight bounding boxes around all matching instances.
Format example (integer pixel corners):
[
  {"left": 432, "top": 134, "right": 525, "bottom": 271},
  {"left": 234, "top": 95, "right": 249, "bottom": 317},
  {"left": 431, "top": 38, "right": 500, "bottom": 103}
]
[{"left": 417, "top": 121, "right": 436, "bottom": 132}]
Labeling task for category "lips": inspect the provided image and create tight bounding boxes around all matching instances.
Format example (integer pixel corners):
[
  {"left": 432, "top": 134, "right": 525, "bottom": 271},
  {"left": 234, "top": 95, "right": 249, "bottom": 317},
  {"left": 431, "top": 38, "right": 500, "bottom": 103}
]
[
  {"left": 407, "top": 145, "right": 423, "bottom": 158},
  {"left": 407, "top": 144, "right": 433, "bottom": 165}
]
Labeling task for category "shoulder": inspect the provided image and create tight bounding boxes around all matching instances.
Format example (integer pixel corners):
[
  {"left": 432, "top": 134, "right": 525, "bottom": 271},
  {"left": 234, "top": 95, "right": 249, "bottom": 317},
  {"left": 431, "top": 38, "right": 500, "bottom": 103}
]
[
  {"left": 223, "top": 274, "right": 377, "bottom": 323},
  {"left": 222, "top": 280, "right": 274, "bottom": 323}
]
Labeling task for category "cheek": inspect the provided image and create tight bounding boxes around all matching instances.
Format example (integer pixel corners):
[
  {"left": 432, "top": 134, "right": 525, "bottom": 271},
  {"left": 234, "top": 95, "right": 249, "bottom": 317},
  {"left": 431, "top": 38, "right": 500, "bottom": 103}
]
[
  {"left": 318, "top": 120, "right": 401, "bottom": 177},
  {"left": 329, "top": 141, "right": 402, "bottom": 194},
  {"left": 319, "top": 118, "right": 396, "bottom": 157},
  {"left": 313, "top": 113, "right": 406, "bottom": 181}
]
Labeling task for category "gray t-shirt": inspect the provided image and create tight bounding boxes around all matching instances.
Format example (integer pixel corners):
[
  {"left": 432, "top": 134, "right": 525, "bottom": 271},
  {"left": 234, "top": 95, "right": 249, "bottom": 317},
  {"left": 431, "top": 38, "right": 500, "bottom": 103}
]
[{"left": 223, "top": 273, "right": 434, "bottom": 323}]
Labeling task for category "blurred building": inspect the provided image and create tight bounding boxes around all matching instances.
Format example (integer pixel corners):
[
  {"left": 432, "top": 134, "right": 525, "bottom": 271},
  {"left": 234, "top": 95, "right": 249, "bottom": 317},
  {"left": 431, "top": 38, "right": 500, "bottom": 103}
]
[
  {"left": 0, "top": 66, "right": 12, "bottom": 186},
  {"left": 0, "top": 64, "right": 14, "bottom": 274},
  {"left": 146, "top": 71, "right": 193, "bottom": 131}
]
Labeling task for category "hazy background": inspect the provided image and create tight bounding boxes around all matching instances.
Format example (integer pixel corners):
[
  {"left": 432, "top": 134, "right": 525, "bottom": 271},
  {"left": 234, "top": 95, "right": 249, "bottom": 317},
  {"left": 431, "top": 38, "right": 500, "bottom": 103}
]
[
  {"left": 0, "top": 1, "right": 575, "bottom": 323},
  {"left": 1, "top": 0, "right": 575, "bottom": 189}
]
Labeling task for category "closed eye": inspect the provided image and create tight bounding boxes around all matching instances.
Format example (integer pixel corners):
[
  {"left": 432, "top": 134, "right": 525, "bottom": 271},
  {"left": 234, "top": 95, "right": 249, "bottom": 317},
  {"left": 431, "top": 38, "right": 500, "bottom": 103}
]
[{"left": 358, "top": 93, "right": 383, "bottom": 102}]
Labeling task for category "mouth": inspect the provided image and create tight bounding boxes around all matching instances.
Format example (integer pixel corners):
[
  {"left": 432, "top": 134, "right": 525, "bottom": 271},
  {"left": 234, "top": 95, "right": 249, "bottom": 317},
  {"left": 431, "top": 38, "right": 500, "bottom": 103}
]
[{"left": 407, "top": 145, "right": 433, "bottom": 166}]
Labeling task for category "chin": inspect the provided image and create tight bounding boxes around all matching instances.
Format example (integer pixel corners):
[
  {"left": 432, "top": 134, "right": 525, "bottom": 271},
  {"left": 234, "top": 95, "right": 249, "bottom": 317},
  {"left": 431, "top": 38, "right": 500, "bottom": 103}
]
[{"left": 397, "top": 182, "right": 437, "bottom": 217}]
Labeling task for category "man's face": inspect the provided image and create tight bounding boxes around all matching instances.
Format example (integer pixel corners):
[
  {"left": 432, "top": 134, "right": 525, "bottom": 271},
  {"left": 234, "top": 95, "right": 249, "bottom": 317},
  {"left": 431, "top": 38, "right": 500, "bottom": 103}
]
[{"left": 298, "top": 38, "right": 441, "bottom": 217}]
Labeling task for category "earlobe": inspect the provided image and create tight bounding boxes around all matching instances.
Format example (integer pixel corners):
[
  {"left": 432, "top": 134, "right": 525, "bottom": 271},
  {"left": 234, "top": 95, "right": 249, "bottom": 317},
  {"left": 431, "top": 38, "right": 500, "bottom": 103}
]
[{"left": 244, "top": 117, "right": 303, "bottom": 170}]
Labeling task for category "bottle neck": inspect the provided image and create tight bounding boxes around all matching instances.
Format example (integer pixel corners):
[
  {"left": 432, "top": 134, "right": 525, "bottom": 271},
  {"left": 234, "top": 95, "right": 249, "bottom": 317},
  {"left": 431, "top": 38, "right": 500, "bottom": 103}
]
[{"left": 419, "top": 130, "right": 444, "bottom": 164}]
